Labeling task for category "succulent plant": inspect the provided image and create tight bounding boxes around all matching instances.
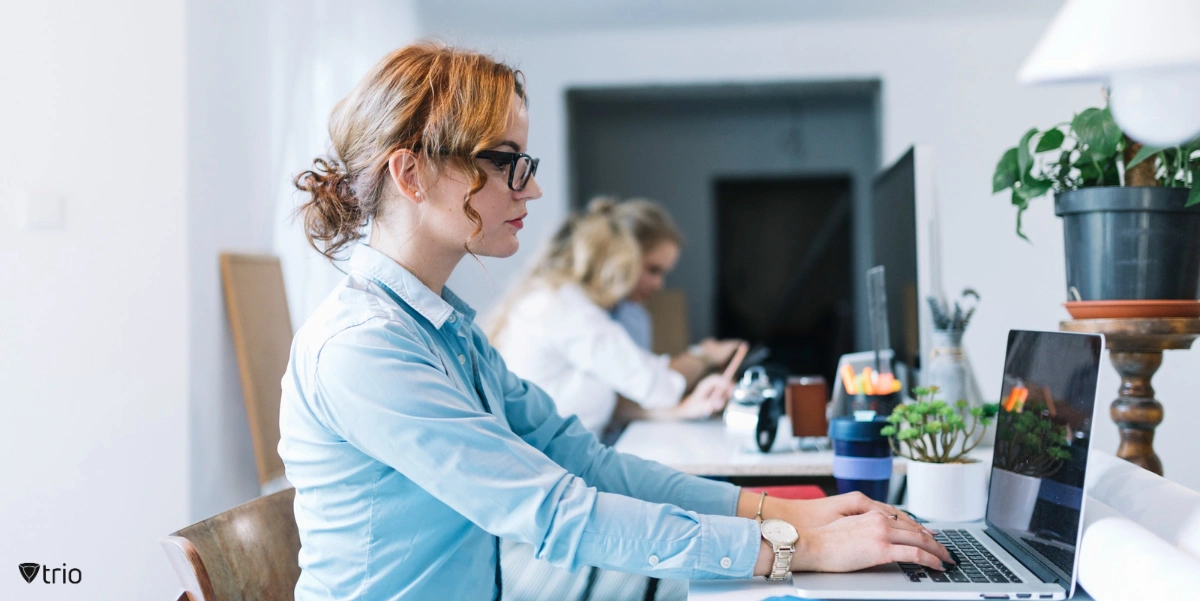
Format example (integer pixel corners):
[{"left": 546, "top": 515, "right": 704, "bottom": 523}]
[
  {"left": 993, "top": 400, "right": 1073, "bottom": 478},
  {"left": 881, "top": 386, "right": 999, "bottom": 463}
]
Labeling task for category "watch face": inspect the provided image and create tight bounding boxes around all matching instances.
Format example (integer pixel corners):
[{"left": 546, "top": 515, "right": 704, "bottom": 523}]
[{"left": 761, "top": 518, "right": 798, "bottom": 545}]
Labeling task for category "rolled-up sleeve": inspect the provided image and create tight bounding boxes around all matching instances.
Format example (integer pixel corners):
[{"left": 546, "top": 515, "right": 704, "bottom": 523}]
[{"left": 310, "top": 318, "right": 759, "bottom": 580}]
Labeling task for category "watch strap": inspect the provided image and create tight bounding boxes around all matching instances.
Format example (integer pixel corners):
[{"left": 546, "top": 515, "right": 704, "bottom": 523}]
[{"left": 767, "top": 544, "right": 793, "bottom": 581}]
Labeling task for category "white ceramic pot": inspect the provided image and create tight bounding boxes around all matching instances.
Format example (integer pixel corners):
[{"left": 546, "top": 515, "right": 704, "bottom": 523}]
[
  {"left": 905, "top": 459, "right": 990, "bottom": 522},
  {"left": 986, "top": 468, "right": 1040, "bottom": 531}
]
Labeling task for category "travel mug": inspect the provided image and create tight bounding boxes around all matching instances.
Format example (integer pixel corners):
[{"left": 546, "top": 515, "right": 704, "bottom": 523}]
[{"left": 828, "top": 416, "right": 892, "bottom": 502}]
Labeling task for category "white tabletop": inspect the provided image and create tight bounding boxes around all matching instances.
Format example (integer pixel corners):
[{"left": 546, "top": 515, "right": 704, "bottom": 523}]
[
  {"left": 687, "top": 574, "right": 797, "bottom": 600},
  {"left": 687, "top": 575, "right": 1098, "bottom": 600},
  {"left": 612, "top": 419, "right": 908, "bottom": 478}
]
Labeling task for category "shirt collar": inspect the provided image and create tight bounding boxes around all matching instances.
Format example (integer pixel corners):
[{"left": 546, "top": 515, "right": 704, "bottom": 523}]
[{"left": 347, "top": 244, "right": 476, "bottom": 329}]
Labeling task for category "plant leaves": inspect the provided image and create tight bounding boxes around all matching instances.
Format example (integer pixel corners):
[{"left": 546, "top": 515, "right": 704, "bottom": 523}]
[
  {"left": 1077, "top": 161, "right": 1102, "bottom": 184},
  {"left": 1189, "top": 165, "right": 1200, "bottom": 207},
  {"left": 1017, "top": 128, "right": 1038, "bottom": 178},
  {"left": 1015, "top": 178, "right": 1053, "bottom": 201},
  {"left": 1035, "top": 128, "right": 1065, "bottom": 153},
  {"left": 1013, "top": 191, "right": 1030, "bottom": 242},
  {"left": 1072, "top": 107, "right": 1122, "bottom": 162},
  {"left": 993, "top": 148, "right": 1019, "bottom": 193},
  {"left": 1126, "top": 144, "right": 1163, "bottom": 170}
]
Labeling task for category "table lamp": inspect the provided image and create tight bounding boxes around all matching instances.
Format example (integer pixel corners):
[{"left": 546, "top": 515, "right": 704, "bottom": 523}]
[{"left": 1018, "top": 0, "right": 1200, "bottom": 147}]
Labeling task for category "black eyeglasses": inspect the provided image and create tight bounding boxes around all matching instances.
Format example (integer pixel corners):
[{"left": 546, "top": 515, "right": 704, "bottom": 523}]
[{"left": 476, "top": 150, "right": 539, "bottom": 191}]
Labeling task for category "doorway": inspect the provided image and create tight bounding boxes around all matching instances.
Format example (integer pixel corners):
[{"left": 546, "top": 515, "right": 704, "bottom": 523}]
[{"left": 568, "top": 81, "right": 881, "bottom": 361}]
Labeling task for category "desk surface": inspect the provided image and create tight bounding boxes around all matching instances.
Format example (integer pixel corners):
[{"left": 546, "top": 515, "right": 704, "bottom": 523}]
[
  {"left": 613, "top": 419, "right": 908, "bottom": 478},
  {"left": 687, "top": 575, "right": 1098, "bottom": 600}
]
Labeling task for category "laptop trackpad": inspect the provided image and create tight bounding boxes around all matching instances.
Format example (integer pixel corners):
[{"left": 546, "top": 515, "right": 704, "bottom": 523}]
[{"left": 792, "top": 562, "right": 911, "bottom": 597}]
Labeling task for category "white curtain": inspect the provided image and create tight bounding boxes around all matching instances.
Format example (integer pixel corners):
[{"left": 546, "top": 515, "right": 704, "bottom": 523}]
[{"left": 268, "top": 0, "right": 421, "bottom": 330}]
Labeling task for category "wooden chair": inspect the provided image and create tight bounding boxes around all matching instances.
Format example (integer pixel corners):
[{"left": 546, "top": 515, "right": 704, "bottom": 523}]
[
  {"left": 220, "top": 253, "right": 294, "bottom": 493},
  {"left": 646, "top": 288, "right": 689, "bottom": 356},
  {"left": 161, "top": 488, "right": 300, "bottom": 601}
]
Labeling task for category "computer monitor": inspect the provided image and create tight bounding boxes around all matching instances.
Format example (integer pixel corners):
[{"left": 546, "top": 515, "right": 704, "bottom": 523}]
[{"left": 870, "top": 146, "right": 938, "bottom": 385}]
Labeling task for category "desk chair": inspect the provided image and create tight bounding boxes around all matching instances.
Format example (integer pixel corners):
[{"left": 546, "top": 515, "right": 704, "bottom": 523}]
[
  {"left": 220, "top": 253, "right": 293, "bottom": 493},
  {"left": 161, "top": 488, "right": 300, "bottom": 601},
  {"left": 646, "top": 288, "right": 689, "bottom": 356}
]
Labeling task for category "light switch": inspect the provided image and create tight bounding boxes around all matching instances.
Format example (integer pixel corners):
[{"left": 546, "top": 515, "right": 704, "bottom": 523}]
[{"left": 21, "top": 189, "right": 65, "bottom": 230}]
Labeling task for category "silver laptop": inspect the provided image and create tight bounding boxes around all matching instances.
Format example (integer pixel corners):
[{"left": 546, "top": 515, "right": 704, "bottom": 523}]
[{"left": 793, "top": 330, "right": 1103, "bottom": 600}]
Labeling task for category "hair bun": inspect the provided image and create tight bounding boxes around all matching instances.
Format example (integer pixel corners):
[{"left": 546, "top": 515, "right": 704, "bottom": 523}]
[
  {"left": 586, "top": 197, "right": 618, "bottom": 216},
  {"left": 295, "top": 156, "right": 363, "bottom": 261}
]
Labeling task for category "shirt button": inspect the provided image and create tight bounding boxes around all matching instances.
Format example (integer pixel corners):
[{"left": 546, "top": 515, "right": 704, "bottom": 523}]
[
  {"left": 720, "top": 557, "right": 732, "bottom": 569},
  {"left": 647, "top": 555, "right": 659, "bottom": 566},
  {"left": 448, "top": 314, "right": 457, "bottom": 323},
  {"left": 457, "top": 354, "right": 466, "bottom": 365}
]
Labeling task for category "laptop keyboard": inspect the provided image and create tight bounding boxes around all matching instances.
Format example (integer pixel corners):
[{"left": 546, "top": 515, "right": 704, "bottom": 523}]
[
  {"left": 898, "top": 529, "right": 1023, "bottom": 584},
  {"left": 1023, "top": 538, "right": 1074, "bottom": 574}
]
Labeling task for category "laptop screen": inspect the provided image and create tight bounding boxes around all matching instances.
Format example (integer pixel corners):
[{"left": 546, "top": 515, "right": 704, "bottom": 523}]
[{"left": 985, "top": 330, "right": 1102, "bottom": 581}]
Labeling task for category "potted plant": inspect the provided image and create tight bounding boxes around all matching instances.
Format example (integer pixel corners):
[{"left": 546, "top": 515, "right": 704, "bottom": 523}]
[
  {"left": 988, "top": 390, "right": 1072, "bottom": 532},
  {"left": 881, "top": 386, "right": 999, "bottom": 521},
  {"left": 993, "top": 104, "right": 1200, "bottom": 301}
]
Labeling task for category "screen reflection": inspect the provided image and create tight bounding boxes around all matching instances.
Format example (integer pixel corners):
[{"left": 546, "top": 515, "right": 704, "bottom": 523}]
[{"left": 985, "top": 330, "right": 1101, "bottom": 580}]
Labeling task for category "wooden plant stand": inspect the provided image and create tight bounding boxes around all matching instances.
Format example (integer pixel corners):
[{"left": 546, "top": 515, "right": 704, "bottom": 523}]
[{"left": 1060, "top": 318, "right": 1200, "bottom": 475}]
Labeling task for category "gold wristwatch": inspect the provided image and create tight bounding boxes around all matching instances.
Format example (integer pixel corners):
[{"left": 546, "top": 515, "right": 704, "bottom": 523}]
[{"left": 759, "top": 518, "right": 798, "bottom": 581}]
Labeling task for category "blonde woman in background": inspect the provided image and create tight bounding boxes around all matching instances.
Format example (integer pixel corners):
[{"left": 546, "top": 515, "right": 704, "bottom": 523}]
[
  {"left": 609, "top": 198, "right": 745, "bottom": 415},
  {"left": 490, "top": 199, "right": 741, "bottom": 441}
]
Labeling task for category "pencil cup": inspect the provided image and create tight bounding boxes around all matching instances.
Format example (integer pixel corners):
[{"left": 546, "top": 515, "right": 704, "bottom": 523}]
[{"left": 828, "top": 416, "right": 892, "bottom": 502}]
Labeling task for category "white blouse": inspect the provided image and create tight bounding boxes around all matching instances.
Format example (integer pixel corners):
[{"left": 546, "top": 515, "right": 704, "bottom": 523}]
[{"left": 494, "top": 283, "right": 686, "bottom": 436}]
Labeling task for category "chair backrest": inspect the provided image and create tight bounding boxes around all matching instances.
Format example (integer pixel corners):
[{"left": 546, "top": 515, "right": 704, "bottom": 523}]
[
  {"left": 646, "top": 288, "right": 689, "bottom": 356},
  {"left": 220, "top": 253, "right": 293, "bottom": 488},
  {"left": 161, "top": 488, "right": 300, "bottom": 601}
]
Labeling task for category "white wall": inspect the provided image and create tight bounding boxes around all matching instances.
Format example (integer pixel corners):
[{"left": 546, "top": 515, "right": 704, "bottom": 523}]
[
  {"left": 187, "top": 0, "right": 275, "bottom": 523},
  {"left": 0, "top": 1, "right": 189, "bottom": 600},
  {"left": 447, "top": 15, "right": 1200, "bottom": 492}
]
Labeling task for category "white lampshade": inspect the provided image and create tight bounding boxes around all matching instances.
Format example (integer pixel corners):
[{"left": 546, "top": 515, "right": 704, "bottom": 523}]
[{"left": 1019, "top": 0, "right": 1200, "bottom": 146}]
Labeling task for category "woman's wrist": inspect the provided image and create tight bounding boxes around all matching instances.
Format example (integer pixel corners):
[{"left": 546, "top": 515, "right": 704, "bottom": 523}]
[
  {"left": 752, "top": 539, "right": 774, "bottom": 577},
  {"left": 736, "top": 489, "right": 791, "bottom": 522},
  {"left": 752, "top": 522, "right": 813, "bottom": 576}
]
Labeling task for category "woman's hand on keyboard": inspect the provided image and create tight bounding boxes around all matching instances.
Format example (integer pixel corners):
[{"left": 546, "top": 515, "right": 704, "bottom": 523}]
[{"left": 791, "top": 512, "right": 953, "bottom": 573}]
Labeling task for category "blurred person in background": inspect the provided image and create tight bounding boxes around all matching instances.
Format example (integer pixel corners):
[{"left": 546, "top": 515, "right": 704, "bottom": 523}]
[{"left": 489, "top": 199, "right": 741, "bottom": 443}]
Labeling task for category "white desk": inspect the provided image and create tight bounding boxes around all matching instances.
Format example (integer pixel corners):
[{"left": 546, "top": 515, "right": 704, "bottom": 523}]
[
  {"left": 687, "top": 575, "right": 1098, "bottom": 600},
  {"left": 613, "top": 419, "right": 908, "bottom": 478}
]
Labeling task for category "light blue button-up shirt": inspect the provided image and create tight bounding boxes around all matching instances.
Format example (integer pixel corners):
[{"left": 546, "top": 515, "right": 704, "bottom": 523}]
[{"left": 278, "top": 244, "right": 760, "bottom": 601}]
